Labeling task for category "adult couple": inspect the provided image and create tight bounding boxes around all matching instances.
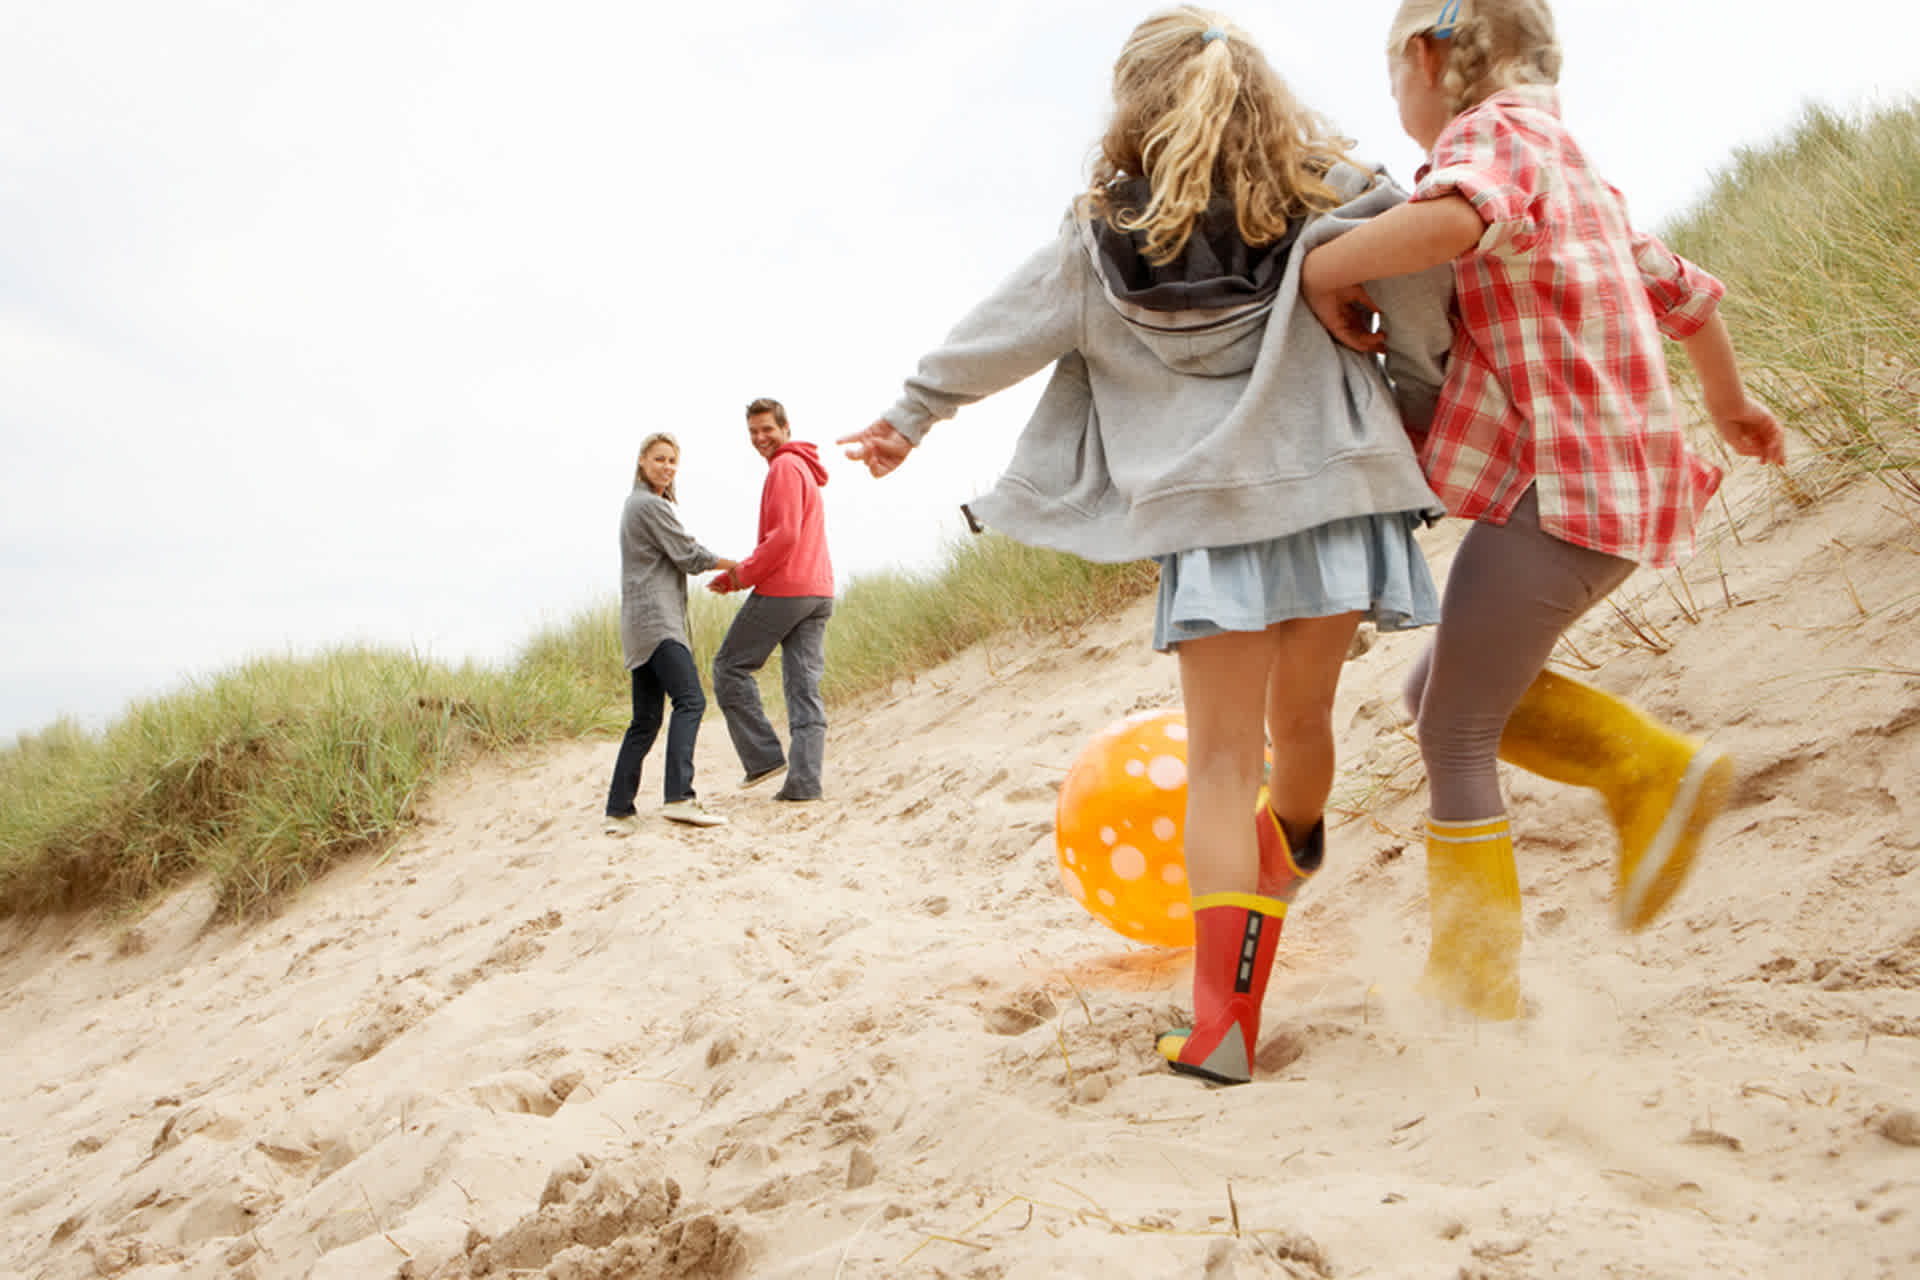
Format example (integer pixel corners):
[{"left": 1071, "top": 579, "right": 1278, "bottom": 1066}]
[{"left": 601, "top": 397, "right": 833, "bottom": 834}]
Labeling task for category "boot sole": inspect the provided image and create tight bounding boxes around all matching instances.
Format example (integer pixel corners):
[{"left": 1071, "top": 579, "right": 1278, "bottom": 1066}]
[
  {"left": 1157, "top": 1031, "right": 1251, "bottom": 1085},
  {"left": 1621, "top": 748, "right": 1734, "bottom": 931},
  {"left": 1164, "top": 1058, "right": 1250, "bottom": 1086}
]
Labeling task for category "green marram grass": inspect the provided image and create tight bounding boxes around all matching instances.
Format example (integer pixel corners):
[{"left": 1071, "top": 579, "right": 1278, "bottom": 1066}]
[
  {"left": 1663, "top": 99, "right": 1920, "bottom": 495},
  {"left": 0, "top": 648, "right": 617, "bottom": 917}
]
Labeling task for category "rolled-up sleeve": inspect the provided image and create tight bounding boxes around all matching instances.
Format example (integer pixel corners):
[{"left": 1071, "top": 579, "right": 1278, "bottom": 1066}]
[
  {"left": 1631, "top": 226, "right": 1725, "bottom": 340},
  {"left": 1414, "top": 111, "right": 1544, "bottom": 259}
]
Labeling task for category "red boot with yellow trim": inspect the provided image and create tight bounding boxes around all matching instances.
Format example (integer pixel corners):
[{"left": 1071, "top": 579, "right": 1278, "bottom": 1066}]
[{"left": 1157, "top": 793, "right": 1318, "bottom": 1085}]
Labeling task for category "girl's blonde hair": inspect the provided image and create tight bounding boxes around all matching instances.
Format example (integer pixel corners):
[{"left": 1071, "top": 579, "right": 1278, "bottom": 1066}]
[
  {"left": 634, "top": 431, "right": 679, "bottom": 502},
  {"left": 1088, "top": 7, "right": 1357, "bottom": 266},
  {"left": 1386, "top": 0, "right": 1562, "bottom": 115}
]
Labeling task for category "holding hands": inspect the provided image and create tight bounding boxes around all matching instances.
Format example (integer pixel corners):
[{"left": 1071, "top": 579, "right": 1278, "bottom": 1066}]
[{"left": 837, "top": 420, "right": 914, "bottom": 478}]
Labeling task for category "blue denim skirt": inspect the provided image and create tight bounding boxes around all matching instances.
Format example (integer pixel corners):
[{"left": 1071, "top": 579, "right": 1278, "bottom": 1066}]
[{"left": 1152, "top": 510, "right": 1441, "bottom": 651}]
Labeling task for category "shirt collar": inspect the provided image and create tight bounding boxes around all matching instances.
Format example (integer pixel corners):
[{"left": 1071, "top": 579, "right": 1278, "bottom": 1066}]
[{"left": 1415, "top": 83, "right": 1564, "bottom": 181}]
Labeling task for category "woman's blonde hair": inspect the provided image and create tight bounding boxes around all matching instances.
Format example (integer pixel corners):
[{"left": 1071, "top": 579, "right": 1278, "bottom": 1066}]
[
  {"left": 1386, "top": 0, "right": 1562, "bottom": 115},
  {"left": 634, "top": 431, "right": 679, "bottom": 502},
  {"left": 1087, "top": 7, "right": 1357, "bottom": 266}
]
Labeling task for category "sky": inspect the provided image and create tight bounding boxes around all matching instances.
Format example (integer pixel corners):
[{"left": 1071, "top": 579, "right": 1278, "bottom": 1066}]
[{"left": 4, "top": 0, "right": 1917, "bottom": 744}]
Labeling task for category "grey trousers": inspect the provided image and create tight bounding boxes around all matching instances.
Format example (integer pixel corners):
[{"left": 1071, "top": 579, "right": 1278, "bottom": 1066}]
[
  {"left": 712, "top": 593, "right": 833, "bottom": 799},
  {"left": 1403, "top": 488, "right": 1635, "bottom": 822}
]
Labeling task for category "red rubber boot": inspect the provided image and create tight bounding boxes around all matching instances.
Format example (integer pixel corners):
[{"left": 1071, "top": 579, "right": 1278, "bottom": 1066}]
[{"left": 1156, "top": 891, "right": 1287, "bottom": 1085}]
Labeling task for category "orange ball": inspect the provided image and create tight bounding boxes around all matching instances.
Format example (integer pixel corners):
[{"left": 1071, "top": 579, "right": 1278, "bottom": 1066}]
[{"left": 1054, "top": 708, "right": 1194, "bottom": 948}]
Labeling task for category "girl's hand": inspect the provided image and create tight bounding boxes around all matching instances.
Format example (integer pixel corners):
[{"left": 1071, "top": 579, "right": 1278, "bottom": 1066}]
[
  {"left": 1300, "top": 258, "right": 1386, "bottom": 355},
  {"left": 1711, "top": 396, "right": 1788, "bottom": 466},
  {"left": 837, "top": 419, "right": 914, "bottom": 478}
]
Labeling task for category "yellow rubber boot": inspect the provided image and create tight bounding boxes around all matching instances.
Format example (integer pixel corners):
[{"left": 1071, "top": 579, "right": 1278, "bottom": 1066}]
[
  {"left": 1499, "top": 670, "right": 1735, "bottom": 931},
  {"left": 1417, "top": 817, "right": 1522, "bottom": 1021}
]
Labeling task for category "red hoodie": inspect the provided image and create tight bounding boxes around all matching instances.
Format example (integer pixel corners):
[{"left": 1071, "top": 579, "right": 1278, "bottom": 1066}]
[{"left": 731, "top": 440, "right": 834, "bottom": 597}]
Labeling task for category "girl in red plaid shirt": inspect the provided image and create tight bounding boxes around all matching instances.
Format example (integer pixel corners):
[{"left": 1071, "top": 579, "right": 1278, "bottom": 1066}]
[{"left": 1301, "top": 0, "right": 1787, "bottom": 1020}]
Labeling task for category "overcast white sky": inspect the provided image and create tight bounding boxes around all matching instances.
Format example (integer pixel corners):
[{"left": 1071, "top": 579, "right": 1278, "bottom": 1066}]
[{"left": 4, "top": 0, "right": 1916, "bottom": 744}]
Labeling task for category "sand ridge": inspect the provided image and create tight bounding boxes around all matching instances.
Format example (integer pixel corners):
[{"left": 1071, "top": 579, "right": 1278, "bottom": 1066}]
[{"left": 2, "top": 463, "right": 1918, "bottom": 1278}]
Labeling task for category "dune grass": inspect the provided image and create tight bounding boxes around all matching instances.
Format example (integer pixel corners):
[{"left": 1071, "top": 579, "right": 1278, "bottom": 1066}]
[
  {"left": 0, "top": 537, "right": 1153, "bottom": 918},
  {"left": 0, "top": 649, "right": 619, "bottom": 917},
  {"left": 1663, "top": 99, "right": 1920, "bottom": 497}
]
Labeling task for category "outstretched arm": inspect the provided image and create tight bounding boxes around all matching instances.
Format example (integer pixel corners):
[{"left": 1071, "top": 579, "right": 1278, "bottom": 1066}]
[{"left": 838, "top": 420, "right": 914, "bottom": 478}]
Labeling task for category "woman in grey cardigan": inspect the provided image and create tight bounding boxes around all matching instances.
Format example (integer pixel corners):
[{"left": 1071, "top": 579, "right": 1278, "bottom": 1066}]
[{"left": 604, "top": 432, "right": 735, "bottom": 832}]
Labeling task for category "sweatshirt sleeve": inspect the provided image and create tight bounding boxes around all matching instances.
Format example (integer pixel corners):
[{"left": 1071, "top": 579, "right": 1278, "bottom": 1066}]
[
  {"left": 882, "top": 214, "right": 1087, "bottom": 445},
  {"left": 729, "top": 457, "right": 803, "bottom": 589},
  {"left": 630, "top": 494, "right": 720, "bottom": 575}
]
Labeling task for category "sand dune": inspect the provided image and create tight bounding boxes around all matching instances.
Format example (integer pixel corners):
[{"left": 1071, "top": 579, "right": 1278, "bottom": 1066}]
[{"left": 3, "top": 462, "right": 1918, "bottom": 1279}]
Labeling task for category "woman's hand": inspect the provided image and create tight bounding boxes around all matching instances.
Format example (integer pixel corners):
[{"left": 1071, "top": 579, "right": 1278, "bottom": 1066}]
[
  {"left": 837, "top": 419, "right": 914, "bottom": 478},
  {"left": 706, "top": 569, "right": 738, "bottom": 594}
]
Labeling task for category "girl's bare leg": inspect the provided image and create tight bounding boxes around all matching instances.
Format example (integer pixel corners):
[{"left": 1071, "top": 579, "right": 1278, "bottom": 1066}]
[
  {"left": 1264, "top": 612, "right": 1365, "bottom": 842},
  {"left": 1177, "top": 611, "right": 1362, "bottom": 895}
]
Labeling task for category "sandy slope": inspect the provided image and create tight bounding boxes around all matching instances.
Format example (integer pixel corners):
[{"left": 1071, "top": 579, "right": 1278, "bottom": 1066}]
[{"left": 3, "top": 464, "right": 1919, "bottom": 1280}]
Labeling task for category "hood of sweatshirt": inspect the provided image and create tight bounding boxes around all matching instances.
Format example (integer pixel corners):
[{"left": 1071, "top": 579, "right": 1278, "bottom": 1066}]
[
  {"left": 1080, "top": 177, "right": 1301, "bottom": 376},
  {"left": 770, "top": 440, "right": 828, "bottom": 485}
]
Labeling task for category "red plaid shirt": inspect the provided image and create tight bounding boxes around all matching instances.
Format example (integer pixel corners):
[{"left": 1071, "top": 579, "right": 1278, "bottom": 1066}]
[{"left": 1410, "top": 87, "right": 1723, "bottom": 567}]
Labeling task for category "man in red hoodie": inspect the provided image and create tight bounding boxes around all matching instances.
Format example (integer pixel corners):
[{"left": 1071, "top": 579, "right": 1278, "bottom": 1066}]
[{"left": 708, "top": 397, "right": 835, "bottom": 801}]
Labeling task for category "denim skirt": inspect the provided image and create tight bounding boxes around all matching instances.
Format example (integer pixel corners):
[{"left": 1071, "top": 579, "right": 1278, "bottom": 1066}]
[{"left": 1152, "top": 510, "right": 1441, "bottom": 651}]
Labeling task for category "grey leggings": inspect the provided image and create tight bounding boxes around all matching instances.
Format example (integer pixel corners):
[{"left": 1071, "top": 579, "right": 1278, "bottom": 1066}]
[{"left": 1404, "top": 488, "right": 1635, "bottom": 822}]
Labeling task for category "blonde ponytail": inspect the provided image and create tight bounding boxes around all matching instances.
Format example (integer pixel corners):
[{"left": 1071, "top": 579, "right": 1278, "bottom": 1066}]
[{"left": 1091, "top": 8, "right": 1355, "bottom": 266}]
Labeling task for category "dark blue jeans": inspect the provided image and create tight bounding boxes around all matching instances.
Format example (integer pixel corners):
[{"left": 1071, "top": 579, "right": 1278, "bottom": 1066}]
[{"left": 605, "top": 640, "right": 706, "bottom": 815}]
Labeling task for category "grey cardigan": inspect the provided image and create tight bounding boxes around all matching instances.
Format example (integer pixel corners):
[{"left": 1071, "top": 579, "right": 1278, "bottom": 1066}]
[
  {"left": 618, "top": 489, "right": 720, "bottom": 669},
  {"left": 882, "top": 162, "right": 1453, "bottom": 563}
]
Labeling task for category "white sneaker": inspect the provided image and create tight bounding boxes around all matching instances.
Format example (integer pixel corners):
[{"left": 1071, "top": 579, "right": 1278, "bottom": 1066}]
[
  {"left": 602, "top": 814, "right": 638, "bottom": 837},
  {"left": 660, "top": 800, "right": 728, "bottom": 828}
]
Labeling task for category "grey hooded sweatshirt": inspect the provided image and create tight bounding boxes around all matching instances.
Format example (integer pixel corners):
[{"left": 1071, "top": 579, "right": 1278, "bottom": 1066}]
[{"left": 881, "top": 162, "right": 1452, "bottom": 563}]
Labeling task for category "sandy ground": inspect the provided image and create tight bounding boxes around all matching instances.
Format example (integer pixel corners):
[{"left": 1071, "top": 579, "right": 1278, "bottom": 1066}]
[{"left": 3, "top": 460, "right": 1919, "bottom": 1280}]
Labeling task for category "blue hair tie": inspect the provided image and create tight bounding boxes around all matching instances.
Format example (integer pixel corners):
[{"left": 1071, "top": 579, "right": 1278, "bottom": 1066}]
[
  {"left": 1202, "top": 26, "right": 1227, "bottom": 44},
  {"left": 1432, "top": 0, "right": 1462, "bottom": 38}
]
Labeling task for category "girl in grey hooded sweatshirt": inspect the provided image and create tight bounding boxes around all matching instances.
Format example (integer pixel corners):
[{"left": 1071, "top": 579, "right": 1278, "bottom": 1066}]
[{"left": 840, "top": 6, "right": 1454, "bottom": 1086}]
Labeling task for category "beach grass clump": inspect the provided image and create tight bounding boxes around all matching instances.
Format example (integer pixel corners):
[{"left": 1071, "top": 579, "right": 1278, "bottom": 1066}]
[
  {"left": 0, "top": 648, "right": 610, "bottom": 917},
  {"left": 1663, "top": 99, "right": 1920, "bottom": 493}
]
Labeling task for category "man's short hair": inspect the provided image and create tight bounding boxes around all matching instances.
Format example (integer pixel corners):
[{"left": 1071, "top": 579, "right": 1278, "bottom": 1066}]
[{"left": 745, "top": 397, "right": 788, "bottom": 429}]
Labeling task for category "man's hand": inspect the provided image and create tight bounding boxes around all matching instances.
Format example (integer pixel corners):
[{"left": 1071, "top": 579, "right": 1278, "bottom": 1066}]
[
  {"left": 706, "top": 569, "right": 738, "bottom": 594},
  {"left": 838, "top": 419, "right": 913, "bottom": 478}
]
